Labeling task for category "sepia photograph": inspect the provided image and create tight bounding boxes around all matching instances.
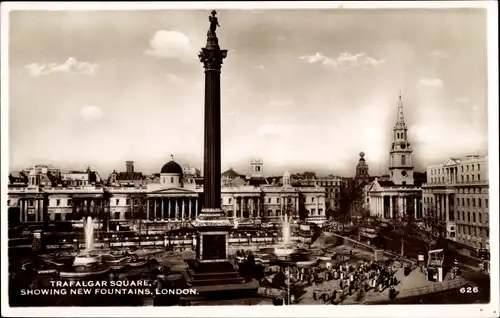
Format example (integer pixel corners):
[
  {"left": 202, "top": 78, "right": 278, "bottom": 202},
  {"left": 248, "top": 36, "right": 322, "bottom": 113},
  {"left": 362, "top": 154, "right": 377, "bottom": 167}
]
[{"left": 1, "top": 1, "right": 498, "bottom": 317}]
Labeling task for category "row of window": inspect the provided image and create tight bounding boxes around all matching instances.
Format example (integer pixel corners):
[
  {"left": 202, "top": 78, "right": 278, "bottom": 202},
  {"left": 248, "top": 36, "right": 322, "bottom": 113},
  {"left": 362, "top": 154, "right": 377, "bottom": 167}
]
[
  {"left": 326, "top": 192, "right": 340, "bottom": 199},
  {"left": 430, "top": 174, "right": 481, "bottom": 184},
  {"left": 456, "top": 224, "right": 489, "bottom": 238},
  {"left": 456, "top": 210, "right": 488, "bottom": 224},
  {"left": 8, "top": 196, "right": 326, "bottom": 208},
  {"left": 457, "top": 197, "right": 489, "bottom": 209},
  {"left": 325, "top": 188, "right": 340, "bottom": 193},
  {"left": 225, "top": 197, "right": 325, "bottom": 205},
  {"left": 316, "top": 181, "right": 341, "bottom": 187},
  {"left": 424, "top": 196, "right": 489, "bottom": 215},
  {"left": 430, "top": 163, "right": 481, "bottom": 176}
]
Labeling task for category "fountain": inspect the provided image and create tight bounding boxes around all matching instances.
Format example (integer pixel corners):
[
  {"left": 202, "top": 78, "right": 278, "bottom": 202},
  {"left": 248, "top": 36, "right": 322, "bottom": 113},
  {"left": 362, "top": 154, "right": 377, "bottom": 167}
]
[
  {"left": 26, "top": 216, "right": 154, "bottom": 279},
  {"left": 73, "top": 216, "right": 102, "bottom": 267},
  {"left": 255, "top": 213, "right": 319, "bottom": 268},
  {"left": 273, "top": 213, "right": 298, "bottom": 258}
]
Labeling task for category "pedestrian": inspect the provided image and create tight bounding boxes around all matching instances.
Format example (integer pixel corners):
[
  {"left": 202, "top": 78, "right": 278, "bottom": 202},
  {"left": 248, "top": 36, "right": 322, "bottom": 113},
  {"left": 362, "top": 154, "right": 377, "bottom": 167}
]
[{"left": 389, "top": 286, "right": 397, "bottom": 300}]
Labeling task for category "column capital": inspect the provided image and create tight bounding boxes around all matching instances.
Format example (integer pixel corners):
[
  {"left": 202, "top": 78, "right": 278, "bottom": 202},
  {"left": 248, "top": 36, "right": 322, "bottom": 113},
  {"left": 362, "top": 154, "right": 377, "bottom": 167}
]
[{"left": 199, "top": 47, "right": 227, "bottom": 72}]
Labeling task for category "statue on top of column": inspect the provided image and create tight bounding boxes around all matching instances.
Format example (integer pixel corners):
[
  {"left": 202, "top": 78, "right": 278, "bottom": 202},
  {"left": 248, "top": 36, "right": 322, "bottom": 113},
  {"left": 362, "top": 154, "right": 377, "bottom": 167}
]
[{"left": 208, "top": 10, "right": 220, "bottom": 37}]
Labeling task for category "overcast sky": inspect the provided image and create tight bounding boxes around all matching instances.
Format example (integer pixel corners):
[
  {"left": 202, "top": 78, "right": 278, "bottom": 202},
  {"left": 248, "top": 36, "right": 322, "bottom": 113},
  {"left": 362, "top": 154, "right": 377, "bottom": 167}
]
[{"left": 8, "top": 8, "right": 488, "bottom": 177}]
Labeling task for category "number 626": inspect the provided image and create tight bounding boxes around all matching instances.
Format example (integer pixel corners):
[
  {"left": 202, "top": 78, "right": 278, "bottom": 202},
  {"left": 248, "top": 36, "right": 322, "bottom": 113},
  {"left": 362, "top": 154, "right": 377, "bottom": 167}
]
[{"left": 460, "top": 287, "right": 479, "bottom": 293}]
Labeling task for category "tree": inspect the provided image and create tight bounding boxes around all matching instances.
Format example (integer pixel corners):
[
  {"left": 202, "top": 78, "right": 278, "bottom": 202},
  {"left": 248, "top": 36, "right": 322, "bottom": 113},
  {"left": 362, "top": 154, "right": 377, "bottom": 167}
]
[
  {"left": 413, "top": 205, "right": 447, "bottom": 253},
  {"left": 338, "top": 186, "right": 355, "bottom": 222},
  {"left": 390, "top": 195, "right": 418, "bottom": 256}
]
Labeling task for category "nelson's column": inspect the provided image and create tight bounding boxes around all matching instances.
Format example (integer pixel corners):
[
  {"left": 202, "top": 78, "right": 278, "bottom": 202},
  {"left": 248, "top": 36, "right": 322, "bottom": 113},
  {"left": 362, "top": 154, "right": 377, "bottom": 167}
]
[
  {"left": 182, "top": 11, "right": 258, "bottom": 302},
  {"left": 193, "top": 10, "right": 232, "bottom": 261}
]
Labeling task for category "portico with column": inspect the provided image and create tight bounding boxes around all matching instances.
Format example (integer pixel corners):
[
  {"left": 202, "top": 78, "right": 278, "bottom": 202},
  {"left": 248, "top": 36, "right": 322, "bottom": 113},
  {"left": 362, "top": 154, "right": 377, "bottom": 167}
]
[
  {"left": 432, "top": 191, "right": 454, "bottom": 222},
  {"left": 146, "top": 194, "right": 199, "bottom": 222},
  {"left": 71, "top": 192, "right": 106, "bottom": 220},
  {"left": 367, "top": 183, "right": 423, "bottom": 221},
  {"left": 18, "top": 193, "right": 47, "bottom": 223},
  {"left": 230, "top": 194, "right": 261, "bottom": 220}
]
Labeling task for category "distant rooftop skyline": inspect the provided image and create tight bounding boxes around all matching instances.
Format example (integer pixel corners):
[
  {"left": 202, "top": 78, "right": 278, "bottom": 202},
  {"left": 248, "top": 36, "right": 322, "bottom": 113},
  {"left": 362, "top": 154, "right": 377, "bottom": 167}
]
[{"left": 8, "top": 9, "right": 489, "bottom": 177}]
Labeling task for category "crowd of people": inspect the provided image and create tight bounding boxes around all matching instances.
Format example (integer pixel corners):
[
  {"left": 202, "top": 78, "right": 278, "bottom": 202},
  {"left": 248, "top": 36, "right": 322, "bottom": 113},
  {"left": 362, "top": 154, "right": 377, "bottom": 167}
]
[
  {"left": 233, "top": 248, "right": 410, "bottom": 304},
  {"left": 310, "top": 260, "right": 400, "bottom": 304}
]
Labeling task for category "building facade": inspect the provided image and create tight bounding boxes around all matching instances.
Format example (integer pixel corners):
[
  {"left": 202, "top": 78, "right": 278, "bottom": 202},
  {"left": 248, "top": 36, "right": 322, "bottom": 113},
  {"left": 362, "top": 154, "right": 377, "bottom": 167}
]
[
  {"left": 61, "top": 167, "right": 100, "bottom": 187},
  {"left": 8, "top": 158, "right": 327, "bottom": 227},
  {"left": 309, "top": 175, "right": 342, "bottom": 213},
  {"left": 422, "top": 155, "right": 489, "bottom": 251},
  {"left": 366, "top": 93, "right": 423, "bottom": 219},
  {"left": 354, "top": 152, "right": 370, "bottom": 187}
]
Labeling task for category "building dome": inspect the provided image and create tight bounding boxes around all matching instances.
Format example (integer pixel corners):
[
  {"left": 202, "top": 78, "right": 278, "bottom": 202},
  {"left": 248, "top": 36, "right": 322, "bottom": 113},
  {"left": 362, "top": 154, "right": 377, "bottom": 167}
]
[
  {"left": 160, "top": 155, "right": 183, "bottom": 175},
  {"left": 284, "top": 171, "right": 291, "bottom": 177},
  {"left": 359, "top": 151, "right": 365, "bottom": 158}
]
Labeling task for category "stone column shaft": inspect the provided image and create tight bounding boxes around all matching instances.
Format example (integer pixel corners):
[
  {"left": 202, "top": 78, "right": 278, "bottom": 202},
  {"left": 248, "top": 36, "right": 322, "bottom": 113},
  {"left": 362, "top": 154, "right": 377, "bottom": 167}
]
[
  {"left": 19, "top": 199, "right": 23, "bottom": 223},
  {"left": 414, "top": 196, "right": 417, "bottom": 218},
  {"left": 445, "top": 194, "right": 449, "bottom": 221},
  {"left": 154, "top": 198, "right": 157, "bottom": 220},
  {"left": 389, "top": 196, "right": 393, "bottom": 218},
  {"left": 168, "top": 199, "right": 172, "bottom": 220},
  {"left": 202, "top": 66, "right": 222, "bottom": 211},
  {"left": 147, "top": 199, "right": 150, "bottom": 220},
  {"left": 40, "top": 198, "right": 44, "bottom": 222},
  {"left": 175, "top": 200, "right": 179, "bottom": 220},
  {"left": 181, "top": 198, "right": 185, "bottom": 220},
  {"left": 233, "top": 196, "right": 237, "bottom": 219},
  {"left": 316, "top": 197, "right": 319, "bottom": 216}
]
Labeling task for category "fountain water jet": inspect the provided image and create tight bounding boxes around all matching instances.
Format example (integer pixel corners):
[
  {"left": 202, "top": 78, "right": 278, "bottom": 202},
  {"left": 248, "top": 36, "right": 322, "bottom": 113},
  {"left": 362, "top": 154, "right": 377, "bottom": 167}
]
[
  {"left": 73, "top": 216, "right": 101, "bottom": 267},
  {"left": 84, "top": 216, "right": 95, "bottom": 252},
  {"left": 273, "top": 213, "right": 298, "bottom": 258},
  {"left": 281, "top": 213, "right": 291, "bottom": 245}
]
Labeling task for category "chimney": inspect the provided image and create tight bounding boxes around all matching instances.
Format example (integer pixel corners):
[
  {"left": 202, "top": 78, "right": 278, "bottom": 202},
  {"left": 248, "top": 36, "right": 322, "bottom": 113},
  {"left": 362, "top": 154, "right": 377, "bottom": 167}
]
[{"left": 126, "top": 161, "right": 134, "bottom": 173}]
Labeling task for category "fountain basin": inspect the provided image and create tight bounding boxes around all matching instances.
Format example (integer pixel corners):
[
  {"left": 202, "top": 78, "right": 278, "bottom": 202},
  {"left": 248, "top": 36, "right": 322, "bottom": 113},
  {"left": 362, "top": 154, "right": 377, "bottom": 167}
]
[
  {"left": 273, "top": 247, "right": 298, "bottom": 258},
  {"left": 59, "top": 263, "right": 111, "bottom": 279},
  {"left": 73, "top": 254, "right": 102, "bottom": 266}
]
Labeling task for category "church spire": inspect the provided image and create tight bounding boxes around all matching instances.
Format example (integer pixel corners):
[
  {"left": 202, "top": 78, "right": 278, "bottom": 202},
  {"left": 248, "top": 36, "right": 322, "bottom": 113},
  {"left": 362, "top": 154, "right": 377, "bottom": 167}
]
[
  {"left": 397, "top": 90, "right": 404, "bottom": 123},
  {"left": 394, "top": 91, "right": 407, "bottom": 130}
]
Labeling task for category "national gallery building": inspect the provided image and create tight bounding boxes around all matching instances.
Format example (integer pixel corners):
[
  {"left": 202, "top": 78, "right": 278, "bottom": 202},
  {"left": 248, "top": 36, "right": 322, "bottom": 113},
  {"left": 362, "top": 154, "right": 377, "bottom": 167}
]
[{"left": 7, "top": 157, "right": 327, "bottom": 228}]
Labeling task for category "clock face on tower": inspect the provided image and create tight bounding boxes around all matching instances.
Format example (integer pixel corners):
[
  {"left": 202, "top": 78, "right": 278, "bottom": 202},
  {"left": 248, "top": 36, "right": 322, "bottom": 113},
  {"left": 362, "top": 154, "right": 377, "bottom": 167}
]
[
  {"left": 402, "top": 171, "right": 407, "bottom": 177},
  {"left": 401, "top": 143, "right": 406, "bottom": 149}
]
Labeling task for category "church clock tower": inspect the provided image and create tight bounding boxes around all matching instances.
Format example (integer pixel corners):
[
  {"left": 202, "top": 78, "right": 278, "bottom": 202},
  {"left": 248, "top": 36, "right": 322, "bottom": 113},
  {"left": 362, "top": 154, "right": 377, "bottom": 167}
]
[{"left": 389, "top": 92, "right": 414, "bottom": 185}]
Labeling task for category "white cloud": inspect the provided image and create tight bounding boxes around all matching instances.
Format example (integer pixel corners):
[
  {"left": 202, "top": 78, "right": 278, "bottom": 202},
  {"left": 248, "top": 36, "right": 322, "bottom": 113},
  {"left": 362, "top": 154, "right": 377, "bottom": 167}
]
[
  {"left": 270, "top": 97, "right": 295, "bottom": 107},
  {"left": 455, "top": 97, "right": 471, "bottom": 103},
  {"left": 25, "top": 57, "right": 99, "bottom": 77},
  {"left": 145, "top": 30, "right": 194, "bottom": 62},
  {"left": 255, "top": 64, "right": 265, "bottom": 70},
  {"left": 299, "top": 51, "right": 386, "bottom": 69},
  {"left": 165, "top": 73, "right": 185, "bottom": 84},
  {"left": 419, "top": 78, "right": 444, "bottom": 88},
  {"left": 429, "top": 50, "right": 450, "bottom": 59},
  {"left": 80, "top": 105, "right": 104, "bottom": 122}
]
